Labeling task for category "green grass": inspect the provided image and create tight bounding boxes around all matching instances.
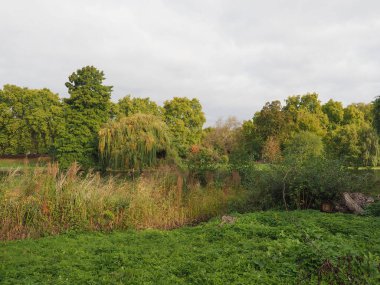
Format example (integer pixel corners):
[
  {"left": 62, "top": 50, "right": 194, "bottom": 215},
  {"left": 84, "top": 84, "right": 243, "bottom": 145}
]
[
  {"left": 1, "top": 211, "right": 379, "bottom": 284},
  {"left": 0, "top": 158, "right": 46, "bottom": 171}
]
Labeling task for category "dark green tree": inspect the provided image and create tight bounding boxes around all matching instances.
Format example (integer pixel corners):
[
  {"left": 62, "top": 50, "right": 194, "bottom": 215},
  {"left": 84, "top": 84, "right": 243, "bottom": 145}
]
[
  {"left": 56, "top": 66, "right": 112, "bottom": 168},
  {"left": 373, "top": 96, "right": 380, "bottom": 135}
]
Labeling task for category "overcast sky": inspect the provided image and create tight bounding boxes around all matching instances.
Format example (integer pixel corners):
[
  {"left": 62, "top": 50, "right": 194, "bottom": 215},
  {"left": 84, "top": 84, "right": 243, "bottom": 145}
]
[{"left": 1, "top": 0, "right": 379, "bottom": 125}]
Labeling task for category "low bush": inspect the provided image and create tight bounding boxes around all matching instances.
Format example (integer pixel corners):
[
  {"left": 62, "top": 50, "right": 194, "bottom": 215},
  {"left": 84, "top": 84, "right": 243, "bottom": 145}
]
[
  {"left": 186, "top": 145, "right": 229, "bottom": 186},
  {"left": 364, "top": 202, "right": 380, "bottom": 217},
  {"left": 240, "top": 158, "right": 373, "bottom": 210}
]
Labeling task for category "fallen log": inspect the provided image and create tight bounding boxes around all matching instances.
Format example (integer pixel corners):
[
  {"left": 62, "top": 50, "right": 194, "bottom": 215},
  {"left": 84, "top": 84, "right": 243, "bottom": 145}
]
[{"left": 342, "top": 192, "right": 364, "bottom": 214}]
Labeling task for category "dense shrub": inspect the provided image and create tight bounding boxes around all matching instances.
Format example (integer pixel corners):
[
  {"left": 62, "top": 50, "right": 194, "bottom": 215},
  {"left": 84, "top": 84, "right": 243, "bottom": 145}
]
[
  {"left": 364, "top": 202, "right": 380, "bottom": 217},
  {"left": 187, "top": 145, "right": 229, "bottom": 186},
  {"left": 240, "top": 158, "right": 372, "bottom": 210}
]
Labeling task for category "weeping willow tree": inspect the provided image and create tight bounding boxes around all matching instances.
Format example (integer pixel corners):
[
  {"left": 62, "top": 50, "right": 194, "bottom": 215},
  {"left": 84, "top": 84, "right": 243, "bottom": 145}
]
[{"left": 98, "top": 114, "right": 176, "bottom": 172}]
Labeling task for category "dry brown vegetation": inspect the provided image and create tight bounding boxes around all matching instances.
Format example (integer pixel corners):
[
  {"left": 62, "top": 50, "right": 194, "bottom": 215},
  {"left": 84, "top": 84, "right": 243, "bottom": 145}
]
[{"left": 0, "top": 163, "right": 245, "bottom": 240}]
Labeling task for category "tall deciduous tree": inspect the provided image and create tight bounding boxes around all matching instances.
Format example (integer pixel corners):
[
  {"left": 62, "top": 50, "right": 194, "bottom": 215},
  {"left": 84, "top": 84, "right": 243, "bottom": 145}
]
[
  {"left": 283, "top": 93, "right": 328, "bottom": 136},
  {"left": 374, "top": 96, "right": 380, "bottom": 135},
  {"left": 325, "top": 123, "right": 379, "bottom": 166},
  {"left": 98, "top": 114, "right": 175, "bottom": 172},
  {"left": 202, "top": 117, "right": 240, "bottom": 156},
  {"left": 0, "top": 85, "right": 62, "bottom": 155},
  {"left": 117, "top": 95, "right": 163, "bottom": 118},
  {"left": 163, "top": 97, "right": 205, "bottom": 157},
  {"left": 247, "top": 100, "right": 292, "bottom": 157},
  {"left": 238, "top": 119, "right": 262, "bottom": 161},
  {"left": 56, "top": 66, "right": 112, "bottom": 168},
  {"left": 343, "top": 104, "right": 365, "bottom": 125},
  {"left": 254, "top": 100, "right": 289, "bottom": 140},
  {"left": 322, "top": 99, "right": 344, "bottom": 127}
]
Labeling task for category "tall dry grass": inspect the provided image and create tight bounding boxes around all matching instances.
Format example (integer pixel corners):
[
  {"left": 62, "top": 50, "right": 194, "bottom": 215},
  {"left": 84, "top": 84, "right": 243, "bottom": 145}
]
[{"left": 0, "top": 163, "right": 245, "bottom": 240}]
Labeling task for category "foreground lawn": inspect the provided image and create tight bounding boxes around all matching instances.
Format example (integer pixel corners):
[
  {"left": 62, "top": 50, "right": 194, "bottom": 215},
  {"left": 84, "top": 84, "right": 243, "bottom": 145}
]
[{"left": 1, "top": 211, "right": 379, "bottom": 284}]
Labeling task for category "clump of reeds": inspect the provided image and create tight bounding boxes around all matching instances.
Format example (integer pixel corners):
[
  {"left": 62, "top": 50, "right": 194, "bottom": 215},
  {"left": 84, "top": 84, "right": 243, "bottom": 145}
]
[{"left": 0, "top": 163, "right": 245, "bottom": 240}]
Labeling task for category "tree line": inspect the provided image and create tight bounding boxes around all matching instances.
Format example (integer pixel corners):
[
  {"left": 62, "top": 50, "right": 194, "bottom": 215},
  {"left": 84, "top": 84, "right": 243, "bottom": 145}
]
[
  {"left": 0, "top": 66, "right": 205, "bottom": 169},
  {"left": 1, "top": 65, "right": 380, "bottom": 171},
  {"left": 241, "top": 93, "right": 379, "bottom": 167}
]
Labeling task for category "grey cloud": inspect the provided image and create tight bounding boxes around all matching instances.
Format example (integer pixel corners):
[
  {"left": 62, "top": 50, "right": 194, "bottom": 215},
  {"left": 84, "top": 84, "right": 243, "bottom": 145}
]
[{"left": 1, "top": 0, "right": 380, "bottom": 125}]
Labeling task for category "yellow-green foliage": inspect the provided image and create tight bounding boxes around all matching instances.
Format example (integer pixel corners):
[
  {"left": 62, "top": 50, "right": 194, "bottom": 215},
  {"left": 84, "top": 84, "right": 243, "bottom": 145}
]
[
  {"left": 99, "top": 114, "right": 175, "bottom": 171},
  {"left": 0, "top": 163, "right": 244, "bottom": 240}
]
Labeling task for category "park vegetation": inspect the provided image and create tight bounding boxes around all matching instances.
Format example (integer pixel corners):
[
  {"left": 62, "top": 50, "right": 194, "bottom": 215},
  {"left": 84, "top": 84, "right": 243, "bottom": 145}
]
[
  {"left": 1, "top": 211, "right": 380, "bottom": 284},
  {"left": 1, "top": 66, "right": 380, "bottom": 283},
  {"left": 0, "top": 65, "right": 380, "bottom": 240},
  {"left": 1, "top": 66, "right": 379, "bottom": 170}
]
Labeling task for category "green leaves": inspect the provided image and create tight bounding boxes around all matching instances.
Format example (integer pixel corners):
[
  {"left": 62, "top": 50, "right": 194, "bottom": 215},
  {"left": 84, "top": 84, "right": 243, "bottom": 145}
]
[
  {"left": 163, "top": 97, "right": 205, "bottom": 158},
  {"left": 117, "top": 95, "right": 163, "bottom": 118},
  {"left": 1, "top": 211, "right": 379, "bottom": 284},
  {"left": 325, "top": 123, "right": 379, "bottom": 166},
  {"left": 284, "top": 131, "right": 324, "bottom": 163},
  {"left": 238, "top": 93, "right": 379, "bottom": 168},
  {"left": 56, "top": 66, "right": 113, "bottom": 168},
  {"left": 0, "top": 85, "right": 62, "bottom": 155},
  {"left": 98, "top": 114, "right": 175, "bottom": 171},
  {"left": 373, "top": 96, "right": 380, "bottom": 135}
]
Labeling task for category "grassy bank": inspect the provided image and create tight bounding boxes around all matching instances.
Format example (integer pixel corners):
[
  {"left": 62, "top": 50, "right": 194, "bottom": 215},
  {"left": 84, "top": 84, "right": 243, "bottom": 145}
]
[
  {"left": 0, "top": 163, "right": 245, "bottom": 240},
  {"left": 1, "top": 211, "right": 379, "bottom": 284}
]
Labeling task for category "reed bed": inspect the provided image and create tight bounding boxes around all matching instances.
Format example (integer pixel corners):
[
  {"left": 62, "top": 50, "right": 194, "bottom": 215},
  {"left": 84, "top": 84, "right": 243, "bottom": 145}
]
[{"left": 0, "top": 163, "right": 244, "bottom": 240}]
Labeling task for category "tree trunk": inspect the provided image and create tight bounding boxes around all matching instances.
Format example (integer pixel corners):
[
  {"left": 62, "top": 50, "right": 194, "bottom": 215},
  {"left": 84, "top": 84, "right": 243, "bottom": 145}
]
[{"left": 342, "top": 192, "right": 364, "bottom": 214}]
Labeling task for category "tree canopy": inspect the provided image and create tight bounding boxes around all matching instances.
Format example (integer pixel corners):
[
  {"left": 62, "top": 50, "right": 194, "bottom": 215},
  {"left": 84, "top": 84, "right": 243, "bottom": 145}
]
[
  {"left": 117, "top": 95, "right": 163, "bottom": 118},
  {"left": 373, "top": 96, "right": 380, "bottom": 135},
  {"left": 98, "top": 114, "right": 175, "bottom": 172},
  {"left": 0, "top": 70, "right": 379, "bottom": 170},
  {"left": 0, "top": 85, "right": 62, "bottom": 155},
  {"left": 235, "top": 93, "right": 379, "bottom": 166},
  {"left": 163, "top": 97, "right": 205, "bottom": 158},
  {"left": 56, "top": 66, "right": 112, "bottom": 168}
]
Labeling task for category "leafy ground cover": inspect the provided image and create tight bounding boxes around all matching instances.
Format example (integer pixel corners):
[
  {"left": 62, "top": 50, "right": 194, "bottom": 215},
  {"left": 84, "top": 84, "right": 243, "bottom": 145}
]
[{"left": 1, "top": 211, "right": 379, "bottom": 284}]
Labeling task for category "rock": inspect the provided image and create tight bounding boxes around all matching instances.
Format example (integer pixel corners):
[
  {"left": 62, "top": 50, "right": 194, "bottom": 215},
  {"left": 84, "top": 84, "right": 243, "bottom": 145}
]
[{"left": 220, "top": 215, "right": 236, "bottom": 226}]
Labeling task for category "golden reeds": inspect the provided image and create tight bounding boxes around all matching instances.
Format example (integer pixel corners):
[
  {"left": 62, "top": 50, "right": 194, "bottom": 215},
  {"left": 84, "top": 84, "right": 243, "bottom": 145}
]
[{"left": 0, "top": 163, "right": 244, "bottom": 240}]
